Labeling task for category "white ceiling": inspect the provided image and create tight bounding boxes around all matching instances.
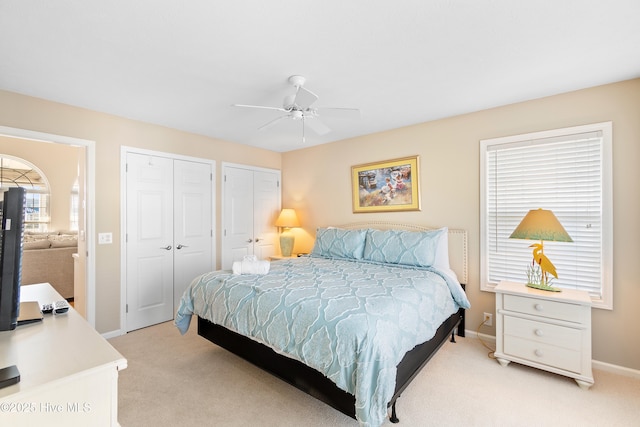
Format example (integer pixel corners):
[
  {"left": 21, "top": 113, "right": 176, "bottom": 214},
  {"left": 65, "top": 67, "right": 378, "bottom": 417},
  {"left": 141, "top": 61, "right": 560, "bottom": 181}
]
[{"left": 1, "top": 1, "right": 639, "bottom": 152}]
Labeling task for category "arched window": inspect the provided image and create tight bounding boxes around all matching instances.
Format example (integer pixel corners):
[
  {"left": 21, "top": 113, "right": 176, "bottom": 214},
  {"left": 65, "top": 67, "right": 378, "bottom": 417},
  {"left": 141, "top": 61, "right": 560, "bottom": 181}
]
[{"left": 0, "top": 156, "right": 50, "bottom": 231}]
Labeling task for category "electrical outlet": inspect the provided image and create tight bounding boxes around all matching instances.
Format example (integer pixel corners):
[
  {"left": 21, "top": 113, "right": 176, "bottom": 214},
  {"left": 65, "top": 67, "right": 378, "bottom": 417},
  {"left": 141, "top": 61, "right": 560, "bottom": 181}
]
[{"left": 483, "top": 312, "right": 493, "bottom": 327}]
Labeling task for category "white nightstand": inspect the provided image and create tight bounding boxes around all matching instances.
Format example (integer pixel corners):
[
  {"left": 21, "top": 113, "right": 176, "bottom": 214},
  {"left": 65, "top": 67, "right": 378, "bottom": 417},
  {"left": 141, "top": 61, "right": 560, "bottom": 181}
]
[{"left": 494, "top": 281, "right": 594, "bottom": 389}]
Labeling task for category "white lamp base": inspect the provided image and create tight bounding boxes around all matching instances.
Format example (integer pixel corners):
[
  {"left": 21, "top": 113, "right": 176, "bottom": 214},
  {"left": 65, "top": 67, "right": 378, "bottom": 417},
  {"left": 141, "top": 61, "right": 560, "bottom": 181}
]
[{"left": 280, "top": 230, "right": 295, "bottom": 257}]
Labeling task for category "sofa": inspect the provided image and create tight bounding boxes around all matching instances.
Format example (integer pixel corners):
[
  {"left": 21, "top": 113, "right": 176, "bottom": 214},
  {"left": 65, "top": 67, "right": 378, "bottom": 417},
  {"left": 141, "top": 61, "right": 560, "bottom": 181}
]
[{"left": 21, "top": 231, "right": 78, "bottom": 300}]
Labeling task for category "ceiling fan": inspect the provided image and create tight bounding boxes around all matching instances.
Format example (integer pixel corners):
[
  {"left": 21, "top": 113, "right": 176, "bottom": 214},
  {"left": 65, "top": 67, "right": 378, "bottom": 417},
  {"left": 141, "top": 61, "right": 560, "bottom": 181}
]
[{"left": 232, "top": 75, "right": 360, "bottom": 143}]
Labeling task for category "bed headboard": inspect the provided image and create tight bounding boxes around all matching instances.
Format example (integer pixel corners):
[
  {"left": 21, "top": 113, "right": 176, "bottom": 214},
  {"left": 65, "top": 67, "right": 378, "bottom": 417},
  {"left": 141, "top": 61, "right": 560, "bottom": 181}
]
[{"left": 335, "top": 221, "right": 468, "bottom": 285}]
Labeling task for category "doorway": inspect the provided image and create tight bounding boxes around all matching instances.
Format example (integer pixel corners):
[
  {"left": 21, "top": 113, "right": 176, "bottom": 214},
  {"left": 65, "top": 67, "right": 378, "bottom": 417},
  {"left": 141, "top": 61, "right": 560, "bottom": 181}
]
[{"left": 0, "top": 126, "right": 96, "bottom": 326}]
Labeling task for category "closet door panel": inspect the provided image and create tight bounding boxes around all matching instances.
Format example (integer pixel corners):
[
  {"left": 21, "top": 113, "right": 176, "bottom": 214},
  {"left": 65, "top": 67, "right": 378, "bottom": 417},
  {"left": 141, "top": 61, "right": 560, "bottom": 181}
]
[
  {"left": 222, "top": 167, "right": 254, "bottom": 270},
  {"left": 252, "top": 170, "right": 279, "bottom": 260},
  {"left": 126, "top": 153, "right": 174, "bottom": 331},
  {"left": 173, "top": 160, "right": 213, "bottom": 313}
]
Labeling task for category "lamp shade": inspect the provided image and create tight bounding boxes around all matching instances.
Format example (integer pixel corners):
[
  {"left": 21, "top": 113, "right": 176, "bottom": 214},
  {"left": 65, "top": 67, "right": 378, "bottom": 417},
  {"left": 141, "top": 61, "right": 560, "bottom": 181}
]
[
  {"left": 275, "top": 208, "right": 300, "bottom": 228},
  {"left": 509, "top": 208, "right": 573, "bottom": 242}
]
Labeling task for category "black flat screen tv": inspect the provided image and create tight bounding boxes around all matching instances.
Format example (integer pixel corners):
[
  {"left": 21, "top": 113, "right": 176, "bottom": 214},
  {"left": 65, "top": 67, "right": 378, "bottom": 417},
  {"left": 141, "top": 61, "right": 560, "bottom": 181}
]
[{"left": 0, "top": 187, "right": 25, "bottom": 331}]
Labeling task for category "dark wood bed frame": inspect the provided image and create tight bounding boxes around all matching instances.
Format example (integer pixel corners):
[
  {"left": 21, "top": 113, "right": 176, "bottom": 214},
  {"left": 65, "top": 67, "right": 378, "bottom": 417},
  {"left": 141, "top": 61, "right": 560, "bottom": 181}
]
[
  {"left": 197, "top": 223, "right": 468, "bottom": 423},
  {"left": 198, "top": 303, "right": 464, "bottom": 423}
]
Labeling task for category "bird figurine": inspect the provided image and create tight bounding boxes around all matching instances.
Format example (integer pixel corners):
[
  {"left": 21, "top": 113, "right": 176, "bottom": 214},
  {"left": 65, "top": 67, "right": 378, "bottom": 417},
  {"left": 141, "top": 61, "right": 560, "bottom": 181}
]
[{"left": 530, "top": 242, "right": 557, "bottom": 286}]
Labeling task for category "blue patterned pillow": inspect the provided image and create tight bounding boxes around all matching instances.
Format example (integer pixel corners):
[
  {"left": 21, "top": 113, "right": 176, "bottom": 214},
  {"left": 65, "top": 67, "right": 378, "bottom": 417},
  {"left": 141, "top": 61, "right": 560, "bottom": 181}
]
[
  {"left": 311, "top": 227, "right": 367, "bottom": 260},
  {"left": 363, "top": 228, "right": 446, "bottom": 268}
]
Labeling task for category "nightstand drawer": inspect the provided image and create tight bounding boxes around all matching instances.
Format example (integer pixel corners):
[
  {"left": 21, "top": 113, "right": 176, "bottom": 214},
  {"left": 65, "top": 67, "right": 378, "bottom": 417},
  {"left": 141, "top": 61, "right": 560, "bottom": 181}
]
[
  {"left": 503, "top": 294, "right": 583, "bottom": 323},
  {"left": 503, "top": 316, "right": 581, "bottom": 350},
  {"left": 504, "top": 336, "right": 582, "bottom": 373}
]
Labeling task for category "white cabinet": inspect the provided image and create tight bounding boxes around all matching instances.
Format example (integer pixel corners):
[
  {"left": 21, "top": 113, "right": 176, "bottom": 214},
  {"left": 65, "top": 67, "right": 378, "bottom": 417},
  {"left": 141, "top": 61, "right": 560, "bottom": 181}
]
[
  {"left": 0, "top": 283, "right": 126, "bottom": 426},
  {"left": 495, "top": 281, "right": 594, "bottom": 389}
]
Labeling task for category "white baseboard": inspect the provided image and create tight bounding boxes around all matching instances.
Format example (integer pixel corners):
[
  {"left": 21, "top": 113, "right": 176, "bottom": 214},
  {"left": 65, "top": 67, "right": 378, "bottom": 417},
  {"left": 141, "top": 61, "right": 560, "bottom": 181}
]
[
  {"left": 464, "top": 329, "right": 640, "bottom": 379},
  {"left": 592, "top": 360, "right": 640, "bottom": 379},
  {"left": 102, "top": 329, "right": 126, "bottom": 340},
  {"left": 469, "top": 330, "right": 495, "bottom": 345}
]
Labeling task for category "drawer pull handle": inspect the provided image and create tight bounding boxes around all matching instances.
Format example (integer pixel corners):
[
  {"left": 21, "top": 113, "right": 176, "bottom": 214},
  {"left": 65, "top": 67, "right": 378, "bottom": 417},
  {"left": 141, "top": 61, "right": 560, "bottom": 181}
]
[
  {"left": 534, "top": 303, "right": 544, "bottom": 311},
  {"left": 534, "top": 329, "right": 544, "bottom": 337},
  {"left": 534, "top": 349, "right": 544, "bottom": 357}
]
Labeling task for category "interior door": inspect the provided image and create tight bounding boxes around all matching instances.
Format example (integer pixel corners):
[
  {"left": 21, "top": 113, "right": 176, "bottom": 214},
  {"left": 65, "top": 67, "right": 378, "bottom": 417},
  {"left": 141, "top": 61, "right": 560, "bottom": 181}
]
[
  {"left": 222, "top": 166, "right": 254, "bottom": 270},
  {"left": 125, "top": 153, "right": 174, "bottom": 331},
  {"left": 173, "top": 159, "right": 213, "bottom": 313},
  {"left": 252, "top": 170, "right": 279, "bottom": 260},
  {"left": 222, "top": 165, "right": 281, "bottom": 270}
]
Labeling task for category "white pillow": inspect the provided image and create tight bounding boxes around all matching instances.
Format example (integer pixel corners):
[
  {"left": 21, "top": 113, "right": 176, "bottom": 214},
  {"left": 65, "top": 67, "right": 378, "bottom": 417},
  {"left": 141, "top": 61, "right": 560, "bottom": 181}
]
[{"left": 433, "top": 227, "right": 459, "bottom": 283}]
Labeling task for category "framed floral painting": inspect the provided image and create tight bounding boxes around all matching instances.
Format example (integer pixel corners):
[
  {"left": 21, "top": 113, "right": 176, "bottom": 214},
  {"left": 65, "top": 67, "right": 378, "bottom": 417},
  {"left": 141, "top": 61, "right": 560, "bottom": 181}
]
[{"left": 351, "top": 155, "right": 421, "bottom": 213}]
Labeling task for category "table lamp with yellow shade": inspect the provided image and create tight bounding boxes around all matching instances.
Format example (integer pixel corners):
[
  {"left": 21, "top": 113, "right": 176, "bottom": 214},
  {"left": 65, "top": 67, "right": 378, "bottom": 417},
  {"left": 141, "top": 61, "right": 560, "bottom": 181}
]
[
  {"left": 509, "top": 208, "right": 573, "bottom": 292},
  {"left": 275, "top": 208, "right": 300, "bottom": 257}
]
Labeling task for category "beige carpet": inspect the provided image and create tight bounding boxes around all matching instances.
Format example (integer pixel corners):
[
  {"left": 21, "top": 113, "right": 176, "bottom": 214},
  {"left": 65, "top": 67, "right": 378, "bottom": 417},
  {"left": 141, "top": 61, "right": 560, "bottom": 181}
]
[{"left": 109, "top": 321, "right": 640, "bottom": 426}]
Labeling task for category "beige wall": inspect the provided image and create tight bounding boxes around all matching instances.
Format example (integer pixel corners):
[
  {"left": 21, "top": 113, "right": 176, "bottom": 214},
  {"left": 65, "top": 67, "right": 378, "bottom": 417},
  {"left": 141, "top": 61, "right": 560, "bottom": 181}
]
[
  {"left": 2, "top": 78, "right": 638, "bottom": 371},
  {"left": 282, "top": 78, "right": 640, "bottom": 370},
  {"left": 0, "top": 89, "right": 281, "bottom": 333},
  {"left": 0, "top": 136, "right": 81, "bottom": 231}
]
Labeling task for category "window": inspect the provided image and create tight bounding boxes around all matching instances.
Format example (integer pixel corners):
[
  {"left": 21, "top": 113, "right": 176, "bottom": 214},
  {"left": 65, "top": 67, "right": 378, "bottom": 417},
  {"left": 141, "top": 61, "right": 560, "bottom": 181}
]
[
  {"left": 0, "top": 156, "right": 51, "bottom": 232},
  {"left": 480, "top": 122, "right": 613, "bottom": 309}
]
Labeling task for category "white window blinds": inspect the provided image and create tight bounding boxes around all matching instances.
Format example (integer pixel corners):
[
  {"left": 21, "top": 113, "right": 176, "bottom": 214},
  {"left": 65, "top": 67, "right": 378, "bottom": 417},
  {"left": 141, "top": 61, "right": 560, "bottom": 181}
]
[{"left": 481, "top": 122, "right": 613, "bottom": 308}]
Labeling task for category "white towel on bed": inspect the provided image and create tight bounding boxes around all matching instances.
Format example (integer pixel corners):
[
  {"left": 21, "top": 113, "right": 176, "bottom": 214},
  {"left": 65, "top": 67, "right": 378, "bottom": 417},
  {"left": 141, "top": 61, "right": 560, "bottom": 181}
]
[{"left": 232, "top": 255, "right": 271, "bottom": 275}]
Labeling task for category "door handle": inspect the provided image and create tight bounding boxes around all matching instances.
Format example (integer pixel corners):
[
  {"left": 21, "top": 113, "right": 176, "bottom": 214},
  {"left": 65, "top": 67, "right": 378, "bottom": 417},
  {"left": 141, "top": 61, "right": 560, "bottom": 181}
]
[
  {"left": 176, "top": 244, "right": 189, "bottom": 249},
  {"left": 247, "top": 239, "right": 253, "bottom": 243},
  {"left": 254, "top": 238, "right": 261, "bottom": 242},
  {"left": 161, "top": 245, "right": 172, "bottom": 250}
]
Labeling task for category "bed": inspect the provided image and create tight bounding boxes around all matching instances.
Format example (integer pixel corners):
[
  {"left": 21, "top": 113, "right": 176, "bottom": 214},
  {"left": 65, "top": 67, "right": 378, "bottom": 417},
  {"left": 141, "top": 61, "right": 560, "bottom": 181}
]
[{"left": 176, "top": 222, "right": 469, "bottom": 427}]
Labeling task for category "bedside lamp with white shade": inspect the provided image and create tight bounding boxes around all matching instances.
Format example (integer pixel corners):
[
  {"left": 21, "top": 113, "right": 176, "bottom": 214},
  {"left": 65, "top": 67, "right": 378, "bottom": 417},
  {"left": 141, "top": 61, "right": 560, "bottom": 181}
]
[{"left": 275, "top": 208, "right": 300, "bottom": 257}]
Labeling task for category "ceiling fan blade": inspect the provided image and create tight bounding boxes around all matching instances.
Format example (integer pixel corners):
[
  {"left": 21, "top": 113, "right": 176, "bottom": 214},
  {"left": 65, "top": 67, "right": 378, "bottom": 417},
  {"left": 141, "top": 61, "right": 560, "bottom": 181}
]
[
  {"left": 316, "top": 107, "right": 361, "bottom": 120},
  {"left": 232, "top": 104, "right": 286, "bottom": 112},
  {"left": 304, "top": 117, "right": 331, "bottom": 135},
  {"left": 293, "top": 86, "right": 318, "bottom": 110},
  {"left": 258, "top": 115, "right": 289, "bottom": 131}
]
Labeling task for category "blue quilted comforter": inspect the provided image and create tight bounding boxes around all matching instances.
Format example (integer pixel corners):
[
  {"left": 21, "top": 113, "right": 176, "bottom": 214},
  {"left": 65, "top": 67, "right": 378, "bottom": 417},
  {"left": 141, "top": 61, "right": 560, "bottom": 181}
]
[{"left": 175, "top": 256, "right": 469, "bottom": 427}]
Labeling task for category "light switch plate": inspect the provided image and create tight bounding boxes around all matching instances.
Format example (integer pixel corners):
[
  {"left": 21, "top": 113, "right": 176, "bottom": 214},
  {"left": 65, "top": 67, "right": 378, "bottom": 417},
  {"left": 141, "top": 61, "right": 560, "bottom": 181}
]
[{"left": 98, "top": 232, "right": 112, "bottom": 245}]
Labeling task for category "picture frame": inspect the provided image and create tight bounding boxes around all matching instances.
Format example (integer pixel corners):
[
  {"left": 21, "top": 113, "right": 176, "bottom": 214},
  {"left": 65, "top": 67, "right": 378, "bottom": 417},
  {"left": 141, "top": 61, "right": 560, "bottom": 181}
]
[{"left": 351, "top": 155, "right": 421, "bottom": 213}]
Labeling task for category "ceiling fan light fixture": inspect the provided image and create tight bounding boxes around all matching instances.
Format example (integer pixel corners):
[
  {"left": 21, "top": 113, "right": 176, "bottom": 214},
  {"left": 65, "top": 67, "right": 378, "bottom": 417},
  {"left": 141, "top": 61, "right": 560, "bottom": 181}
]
[{"left": 233, "top": 74, "right": 360, "bottom": 143}]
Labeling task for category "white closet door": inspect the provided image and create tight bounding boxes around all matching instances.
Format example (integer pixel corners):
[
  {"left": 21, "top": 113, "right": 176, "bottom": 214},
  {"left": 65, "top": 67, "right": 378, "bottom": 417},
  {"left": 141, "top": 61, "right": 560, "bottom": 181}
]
[
  {"left": 222, "top": 165, "right": 281, "bottom": 270},
  {"left": 125, "top": 153, "right": 174, "bottom": 331},
  {"left": 173, "top": 159, "right": 213, "bottom": 313},
  {"left": 222, "top": 166, "right": 254, "bottom": 270},
  {"left": 125, "top": 153, "right": 214, "bottom": 331},
  {"left": 252, "top": 170, "right": 279, "bottom": 260}
]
